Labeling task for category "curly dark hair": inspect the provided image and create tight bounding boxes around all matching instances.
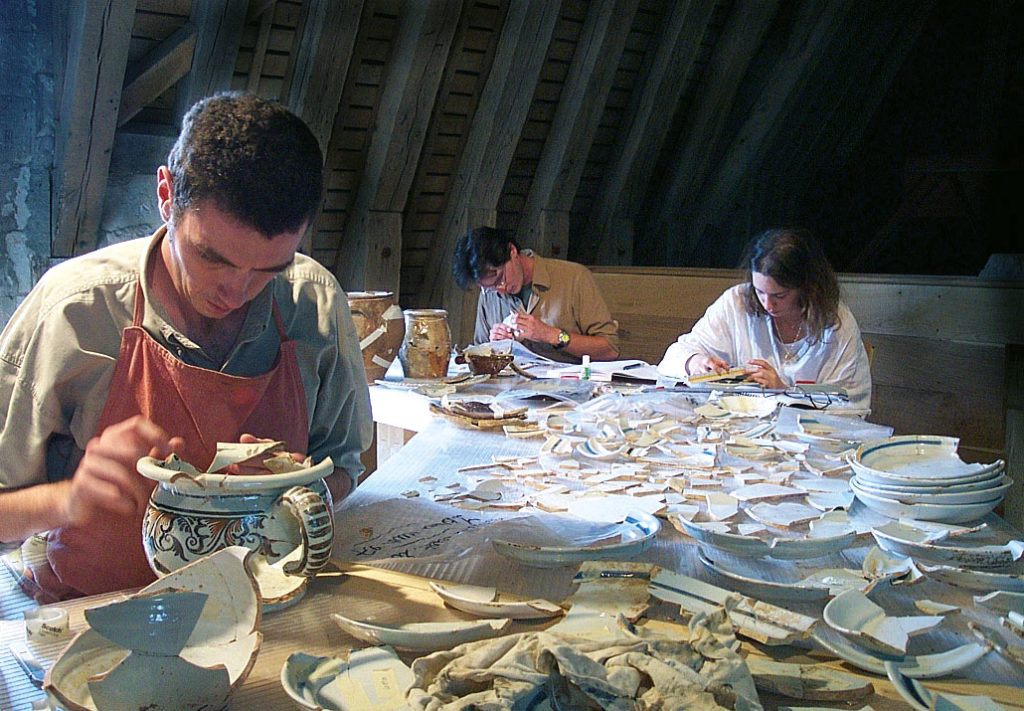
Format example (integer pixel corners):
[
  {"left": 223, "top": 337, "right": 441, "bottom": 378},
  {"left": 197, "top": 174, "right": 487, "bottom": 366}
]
[
  {"left": 452, "top": 226, "right": 520, "bottom": 290},
  {"left": 166, "top": 91, "right": 323, "bottom": 237},
  {"left": 740, "top": 228, "right": 840, "bottom": 342}
]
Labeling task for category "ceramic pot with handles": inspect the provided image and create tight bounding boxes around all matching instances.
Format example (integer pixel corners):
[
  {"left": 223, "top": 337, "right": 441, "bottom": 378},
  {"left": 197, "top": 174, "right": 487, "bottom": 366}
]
[
  {"left": 347, "top": 290, "right": 405, "bottom": 384},
  {"left": 137, "top": 456, "right": 335, "bottom": 581}
]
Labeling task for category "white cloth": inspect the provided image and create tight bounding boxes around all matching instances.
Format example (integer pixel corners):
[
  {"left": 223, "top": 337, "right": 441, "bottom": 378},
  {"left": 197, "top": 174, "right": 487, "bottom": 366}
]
[
  {"left": 657, "top": 285, "right": 872, "bottom": 411},
  {"left": 406, "top": 611, "right": 761, "bottom": 711}
]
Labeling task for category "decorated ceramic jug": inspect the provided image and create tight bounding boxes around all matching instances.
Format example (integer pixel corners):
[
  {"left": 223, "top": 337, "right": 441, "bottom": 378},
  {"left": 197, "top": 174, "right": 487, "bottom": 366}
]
[
  {"left": 399, "top": 308, "right": 452, "bottom": 379},
  {"left": 347, "top": 290, "right": 405, "bottom": 384},
  {"left": 137, "top": 456, "right": 335, "bottom": 581}
]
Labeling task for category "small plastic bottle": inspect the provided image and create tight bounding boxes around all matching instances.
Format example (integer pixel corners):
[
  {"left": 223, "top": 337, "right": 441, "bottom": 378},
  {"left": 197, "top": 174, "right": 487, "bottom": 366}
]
[{"left": 582, "top": 355, "right": 591, "bottom": 380}]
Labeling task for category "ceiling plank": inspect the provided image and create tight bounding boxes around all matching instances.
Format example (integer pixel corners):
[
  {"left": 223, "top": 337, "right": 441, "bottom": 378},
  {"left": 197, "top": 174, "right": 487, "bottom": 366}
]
[
  {"left": 421, "top": 0, "right": 562, "bottom": 342},
  {"left": 119, "top": 22, "right": 197, "bottom": 126},
  {"left": 334, "top": 0, "right": 465, "bottom": 294},
  {"left": 515, "top": 0, "right": 641, "bottom": 260},
  {"left": 588, "top": 0, "right": 718, "bottom": 264},
  {"left": 52, "top": 0, "right": 137, "bottom": 257},
  {"left": 173, "top": 0, "right": 248, "bottom": 121},
  {"left": 670, "top": 0, "right": 857, "bottom": 264},
  {"left": 653, "top": 0, "right": 784, "bottom": 263}
]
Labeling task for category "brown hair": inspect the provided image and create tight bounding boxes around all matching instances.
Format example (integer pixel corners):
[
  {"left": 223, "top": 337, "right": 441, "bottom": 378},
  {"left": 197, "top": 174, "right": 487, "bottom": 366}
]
[{"left": 740, "top": 228, "right": 840, "bottom": 342}]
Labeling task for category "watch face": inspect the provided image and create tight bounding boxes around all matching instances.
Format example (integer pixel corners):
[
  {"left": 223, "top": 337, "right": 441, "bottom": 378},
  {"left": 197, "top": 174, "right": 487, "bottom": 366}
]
[{"left": 558, "top": 330, "right": 571, "bottom": 346}]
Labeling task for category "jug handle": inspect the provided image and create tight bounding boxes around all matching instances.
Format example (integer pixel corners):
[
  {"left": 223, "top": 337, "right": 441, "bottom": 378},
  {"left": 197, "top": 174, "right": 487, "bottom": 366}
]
[{"left": 278, "top": 485, "right": 334, "bottom": 575}]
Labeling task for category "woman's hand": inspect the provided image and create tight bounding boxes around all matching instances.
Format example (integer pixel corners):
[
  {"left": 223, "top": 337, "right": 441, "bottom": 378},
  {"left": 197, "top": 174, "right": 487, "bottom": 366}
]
[
  {"left": 686, "top": 353, "right": 729, "bottom": 376},
  {"left": 744, "top": 359, "right": 786, "bottom": 389}
]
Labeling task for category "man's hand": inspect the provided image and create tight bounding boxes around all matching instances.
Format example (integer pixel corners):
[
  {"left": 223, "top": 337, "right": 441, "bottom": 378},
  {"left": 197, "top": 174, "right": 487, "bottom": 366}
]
[
  {"left": 489, "top": 322, "right": 517, "bottom": 341},
  {"left": 65, "top": 416, "right": 182, "bottom": 527},
  {"left": 507, "top": 312, "right": 558, "bottom": 345}
]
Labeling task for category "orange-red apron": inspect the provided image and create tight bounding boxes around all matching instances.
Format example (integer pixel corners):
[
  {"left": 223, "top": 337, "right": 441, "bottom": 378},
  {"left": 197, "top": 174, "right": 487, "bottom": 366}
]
[{"left": 34, "top": 280, "right": 309, "bottom": 599}]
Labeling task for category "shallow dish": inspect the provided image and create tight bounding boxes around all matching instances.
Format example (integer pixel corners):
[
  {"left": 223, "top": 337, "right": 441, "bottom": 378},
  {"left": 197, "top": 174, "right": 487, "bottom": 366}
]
[
  {"left": 850, "top": 436, "right": 1004, "bottom": 488},
  {"left": 850, "top": 478, "right": 1002, "bottom": 524},
  {"left": 330, "top": 614, "right": 511, "bottom": 652},
  {"left": 670, "top": 514, "right": 856, "bottom": 560},
  {"left": 428, "top": 582, "right": 564, "bottom": 619},
  {"left": 698, "top": 551, "right": 835, "bottom": 601},
  {"left": 281, "top": 648, "right": 413, "bottom": 711},
  {"left": 852, "top": 476, "right": 1011, "bottom": 506},
  {"left": 492, "top": 511, "right": 660, "bottom": 568},
  {"left": 871, "top": 521, "right": 1024, "bottom": 570},
  {"left": 823, "top": 588, "right": 943, "bottom": 656},
  {"left": 919, "top": 563, "right": 1024, "bottom": 592}
]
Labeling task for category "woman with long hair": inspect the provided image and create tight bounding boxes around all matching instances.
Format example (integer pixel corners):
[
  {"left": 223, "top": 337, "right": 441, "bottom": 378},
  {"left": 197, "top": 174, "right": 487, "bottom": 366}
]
[{"left": 657, "top": 228, "right": 872, "bottom": 411}]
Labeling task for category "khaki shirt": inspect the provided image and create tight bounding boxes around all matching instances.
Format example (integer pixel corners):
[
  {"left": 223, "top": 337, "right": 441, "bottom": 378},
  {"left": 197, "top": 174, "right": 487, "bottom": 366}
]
[
  {"left": 474, "top": 252, "right": 619, "bottom": 363},
  {"left": 0, "top": 227, "right": 372, "bottom": 491}
]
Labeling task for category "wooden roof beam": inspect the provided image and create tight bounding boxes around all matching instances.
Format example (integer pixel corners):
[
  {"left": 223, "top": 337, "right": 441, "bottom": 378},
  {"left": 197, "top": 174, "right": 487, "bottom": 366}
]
[
  {"left": 668, "top": 0, "right": 855, "bottom": 264},
  {"left": 52, "top": 0, "right": 137, "bottom": 257},
  {"left": 173, "top": 0, "right": 248, "bottom": 121},
  {"left": 421, "top": 0, "right": 562, "bottom": 342},
  {"left": 515, "top": 0, "right": 641, "bottom": 260},
  {"left": 119, "top": 22, "right": 198, "bottom": 127},
  {"left": 587, "top": 0, "right": 718, "bottom": 265},
  {"left": 334, "top": 0, "right": 464, "bottom": 294}
]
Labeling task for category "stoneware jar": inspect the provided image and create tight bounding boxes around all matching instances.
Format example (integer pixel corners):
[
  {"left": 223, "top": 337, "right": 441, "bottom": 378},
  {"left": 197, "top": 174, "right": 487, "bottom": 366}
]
[
  {"left": 399, "top": 308, "right": 452, "bottom": 379},
  {"left": 347, "top": 290, "right": 405, "bottom": 384},
  {"left": 137, "top": 455, "right": 335, "bottom": 607}
]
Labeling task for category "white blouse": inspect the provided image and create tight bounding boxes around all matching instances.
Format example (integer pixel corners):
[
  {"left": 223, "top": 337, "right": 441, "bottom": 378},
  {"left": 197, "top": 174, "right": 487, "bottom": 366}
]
[{"left": 657, "top": 285, "right": 872, "bottom": 411}]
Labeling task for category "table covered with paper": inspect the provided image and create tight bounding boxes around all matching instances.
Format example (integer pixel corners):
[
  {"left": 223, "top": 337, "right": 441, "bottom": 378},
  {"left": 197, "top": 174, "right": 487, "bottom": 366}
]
[{"left": 3, "top": 383, "right": 1023, "bottom": 710}]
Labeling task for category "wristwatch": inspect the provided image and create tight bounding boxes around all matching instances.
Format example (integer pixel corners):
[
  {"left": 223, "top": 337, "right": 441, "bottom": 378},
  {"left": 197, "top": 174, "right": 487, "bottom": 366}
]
[{"left": 553, "top": 329, "right": 571, "bottom": 349}]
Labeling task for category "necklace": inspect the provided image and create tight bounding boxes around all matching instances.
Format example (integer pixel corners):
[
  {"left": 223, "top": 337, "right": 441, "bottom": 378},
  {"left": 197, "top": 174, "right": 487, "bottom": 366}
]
[{"left": 772, "top": 318, "right": 807, "bottom": 362}]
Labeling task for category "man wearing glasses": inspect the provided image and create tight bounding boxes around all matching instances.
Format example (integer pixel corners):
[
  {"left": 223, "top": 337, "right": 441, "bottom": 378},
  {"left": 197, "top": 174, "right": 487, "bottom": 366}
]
[{"left": 452, "top": 226, "right": 619, "bottom": 363}]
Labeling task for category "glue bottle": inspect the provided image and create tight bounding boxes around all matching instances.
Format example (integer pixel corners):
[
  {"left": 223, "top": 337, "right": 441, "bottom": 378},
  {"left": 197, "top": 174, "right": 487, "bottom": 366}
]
[{"left": 582, "top": 355, "right": 591, "bottom": 380}]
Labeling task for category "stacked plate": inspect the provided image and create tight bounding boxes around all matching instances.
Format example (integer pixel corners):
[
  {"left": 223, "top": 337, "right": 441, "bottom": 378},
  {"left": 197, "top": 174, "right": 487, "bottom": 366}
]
[{"left": 849, "top": 435, "right": 1007, "bottom": 524}]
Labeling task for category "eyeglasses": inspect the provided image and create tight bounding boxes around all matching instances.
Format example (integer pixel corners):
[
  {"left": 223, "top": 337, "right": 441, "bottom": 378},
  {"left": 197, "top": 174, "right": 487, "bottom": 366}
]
[{"left": 477, "top": 263, "right": 507, "bottom": 292}]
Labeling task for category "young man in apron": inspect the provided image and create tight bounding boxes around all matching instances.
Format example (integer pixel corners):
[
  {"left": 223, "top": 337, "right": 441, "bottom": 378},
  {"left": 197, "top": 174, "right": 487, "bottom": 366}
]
[{"left": 0, "top": 92, "right": 372, "bottom": 601}]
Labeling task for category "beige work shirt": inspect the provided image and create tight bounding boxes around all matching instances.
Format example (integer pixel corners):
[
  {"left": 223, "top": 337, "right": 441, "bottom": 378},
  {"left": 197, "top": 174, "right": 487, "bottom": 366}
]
[
  {"left": 0, "top": 227, "right": 372, "bottom": 491},
  {"left": 473, "top": 251, "right": 619, "bottom": 363}
]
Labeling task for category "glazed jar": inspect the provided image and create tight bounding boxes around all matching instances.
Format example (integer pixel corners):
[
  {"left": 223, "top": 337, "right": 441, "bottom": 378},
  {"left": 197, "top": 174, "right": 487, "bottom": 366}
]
[
  {"left": 399, "top": 309, "right": 452, "bottom": 379},
  {"left": 137, "top": 457, "right": 335, "bottom": 580},
  {"left": 347, "top": 290, "right": 405, "bottom": 383}
]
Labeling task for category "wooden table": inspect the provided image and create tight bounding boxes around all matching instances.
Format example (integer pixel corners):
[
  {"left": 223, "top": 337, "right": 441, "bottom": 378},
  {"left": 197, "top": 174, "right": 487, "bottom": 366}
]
[{"left": 3, "top": 382, "right": 1023, "bottom": 710}]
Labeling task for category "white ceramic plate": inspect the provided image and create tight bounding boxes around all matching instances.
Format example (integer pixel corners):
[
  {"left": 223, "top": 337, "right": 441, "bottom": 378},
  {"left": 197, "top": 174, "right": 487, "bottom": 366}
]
[
  {"left": 852, "top": 476, "right": 1012, "bottom": 505},
  {"left": 428, "top": 582, "right": 564, "bottom": 619},
  {"left": 492, "top": 511, "right": 660, "bottom": 568},
  {"left": 697, "top": 551, "right": 834, "bottom": 601},
  {"left": 850, "top": 436, "right": 1003, "bottom": 488},
  {"left": 850, "top": 478, "right": 1001, "bottom": 524},
  {"left": 330, "top": 614, "right": 511, "bottom": 652},
  {"left": 281, "top": 648, "right": 414, "bottom": 711},
  {"left": 823, "top": 588, "right": 943, "bottom": 656},
  {"left": 871, "top": 521, "right": 1024, "bottom": 570},
  {"left": 670, "top": 514, "right": 856, "bottom": 560},
  {"left": 919, "top": 563, "right": 1024, "bottom": 592}
]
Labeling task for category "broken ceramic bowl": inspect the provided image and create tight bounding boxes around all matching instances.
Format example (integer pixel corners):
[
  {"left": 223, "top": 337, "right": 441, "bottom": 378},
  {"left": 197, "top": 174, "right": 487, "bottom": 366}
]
[
  {"left": 850, "top": 435, "right": 1004, "bottom": 488},
  {"left": 885, "top": 661, "right": 1008, "bottom": 711},
  {"left": 428, "top": 582, "right": 565, "bottom": 619},
  {"left": 669, "top": 513, "right": 855, "bottom": 561},
  {"left": 491, "top": 511, "right": 660, "bottom": 568},
  {"left": 919, "top": 563, "right": 1024, "bottom": 592},
  {"left": 330, "top": 614, "right": 512, "bottom": 653},
  {"left": 281, "top": 647, "right": 414, "bottom": 711},
  {"left": 850, "top": 477, "right": 1002, "bottom": 524},
  {"left": 871, "top": 520, "right": 1024, "bottom": 570},
  {"left": 822, "top": 588, "right": 943, "bottom": 656},
  {"left": 44, "top": 547, "right": 261, "bottom": 711}
]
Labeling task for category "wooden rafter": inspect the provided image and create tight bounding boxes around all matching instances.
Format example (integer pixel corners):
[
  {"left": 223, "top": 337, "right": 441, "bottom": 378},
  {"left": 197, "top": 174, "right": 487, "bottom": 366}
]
[
  {"left": 52, "top": 0, "right": 137, "bottom": 257},
  {"left": 119, "top": 22, "right": 198, "bottom": 126},
  {"left": 421, "top": 0, "right": 562, "bottom": 343},
  {"left": 587, "top": 0, "right": 718, "bottom": 264},
  {"left": 334, "top": 0, "right": 465, "bottom": 294},
  {"left": 515, "top": 0, "right": 641, "bottom": 260},
  {"left": 173, "top": 0, "right": 248, "bottom": 121}
]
